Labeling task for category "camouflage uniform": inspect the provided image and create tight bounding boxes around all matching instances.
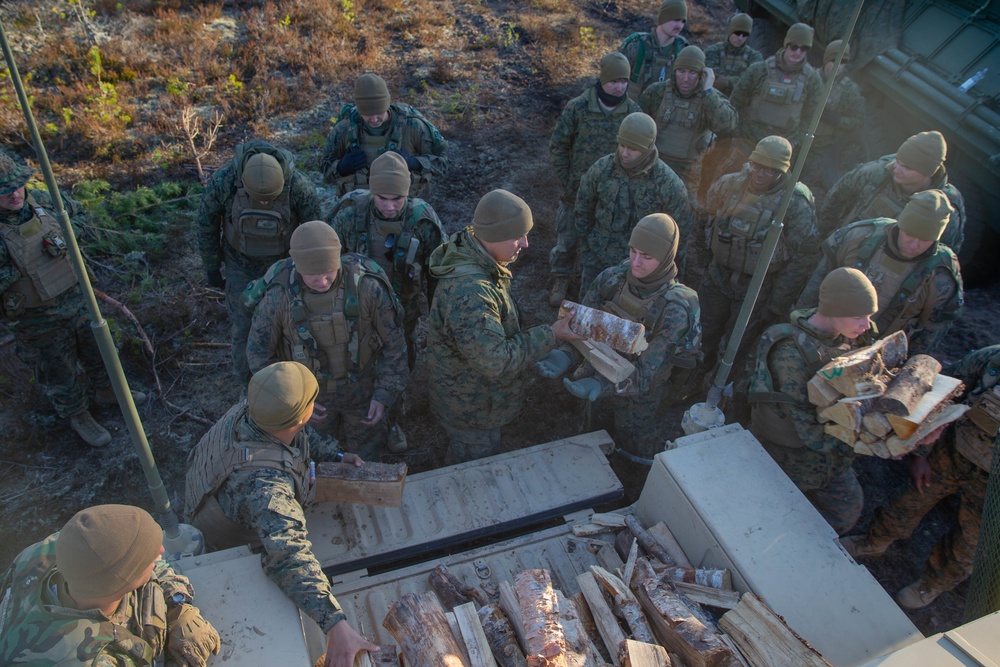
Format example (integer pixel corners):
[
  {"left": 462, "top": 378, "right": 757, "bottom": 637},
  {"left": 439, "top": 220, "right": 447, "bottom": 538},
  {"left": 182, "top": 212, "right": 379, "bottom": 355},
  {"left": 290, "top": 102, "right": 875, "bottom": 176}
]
[
  {"left": 802, "top": 71, "right": 866, "bottom": 198},
  {"left": 703, "top": 40, "right": 763, "bottom": 97},
  {"left": 196, "top": 140, "right": 321, "bottom": 381},
  {"left": 749, "top": 309, "right": 874, "bottom": 534},
  {"left": 863, "top": 345, "right": 999, "bottom": 593},
  {"left": 795, "top": 219, "right": 963, "bottom": 355},
  {"left": 426, "top": 228, "right": 557, "bottom": 464},
  {"left": 245, "top": 254, "right": 408, "bottom": 461},
  {"left": 574, "top": 154, "right": 693, "bottom": 293},
  {"left": 818, "top": 155, "right": 966, "bottom": 253},
  {"left": 0, "top": 537, "right": 195, "bottom": 666},
  {"left": 549, "top": 85, "right": 641, "bottom": 277},
  {"left": 184, "top": 400, "right": 348, "bottom": 636},
  {"left": 328, "top": 191, "right": 446, "bottom": 368},
  {"left": 321, "top": 103, "right": 448, "bottom": 199},
  {"left": 619, "top": 32, "right": 689, "bottom": 101}
]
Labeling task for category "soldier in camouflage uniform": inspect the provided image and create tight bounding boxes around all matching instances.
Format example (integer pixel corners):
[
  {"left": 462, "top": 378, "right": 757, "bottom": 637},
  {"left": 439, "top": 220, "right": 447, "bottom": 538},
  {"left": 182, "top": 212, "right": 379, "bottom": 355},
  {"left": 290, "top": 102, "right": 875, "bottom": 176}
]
[
  {"left": 185, "top": 362, "right": 377, "bottom": 666},
  {"left": 797, "top": 190, "right": 963, "bottom": 355},
  {"left": 704, "top": 13, "right": 762, "bottom": 97},
  {"left": 749, "top": 267, "right": 880, "bottom": 535},
  {"left": 638, "top": 45, "right": 738, "bottom": 202},
  {"left": 1, "top": 504, "right": 219, "bottom": 666},
  {"left": 818, "top": 131, "right": 966, "bottom": 253},
  {"left": 0, "top": 152, "right": 146, "bottom": 448},
  {"left": 245, "top": 221, "right": 408, "bottom": 462},
  {"left": 321, "top": 74, "right": 448, "bottom": 200},
  {"left": 538, "top": 214, "right": 701, "bottom": 498},
  {"left": 547, "top": 52, "right": 641, "bottom": 308},
  {"left": 696, "top": 136, "right": 820, "bottom": 374},
  {"left": 426, "top": 190, "right": 584, "bottom": 465},
  {"left": 196, "top": 139, "right": 321, "bottom": 382},
  {"left": 841, "top": 344, "right": 1000, "bottom": 610},
  {"left": 575, "top": 112, "right": 694, "bottom": 295},
  {"left": 619, "top": 0, "right": 689, "bottom": 101}
]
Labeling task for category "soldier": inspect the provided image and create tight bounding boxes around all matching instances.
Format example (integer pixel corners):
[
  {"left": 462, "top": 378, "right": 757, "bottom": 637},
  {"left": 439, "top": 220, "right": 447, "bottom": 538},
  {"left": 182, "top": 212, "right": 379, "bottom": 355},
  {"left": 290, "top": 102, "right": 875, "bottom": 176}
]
[
  {"left": 619, "top": 0, "right": 689, "bottom": 101},
  {"left": 245, "top": 221, "right": 408, "bottom": 461},
  {"left": 696, "top": 136, "right": 820, "bottom": 374},
  {"left": 0, "top": 152, "right": 145, "bottom": 448},
  {"left": 197, "top": 139, "right": 321, "bottom": 382},
  {"left": 818, "top": 131, "right": 966, "bottom": 253},
  {"left": 749, "top": 267, "right": 879, "bottom": 535},
  {"left": 185, "top": 361, "right": 377, "bottom": 667},
  {"left": 547, "top": 51, "right": 642, "bottom": 308},
  {"left": 841, "top": 345, "right": 999, "bottom": 610},
  {"left": 638, "top": 45, "right": 738, "bottom": 201},
  {"left": 575, "top": 112, "right": 693, "bottom": 295},
  {"left": 538, "top": 214, "right": 701, "bottom": 498},
  {"left": 0, "top": 504, "right": 220, "bottom": 666},
  {"left": 321, "top": 73, "right": 448, "bottom": 200},
  {"left": 796, "top": 190, "right": 963, "bottom": 355},
  {"left": 426, "top": 189, "right": 584, "bottom": 465},
  {"left": 704, "top": 13, "right": 763, "bottom": 97}
]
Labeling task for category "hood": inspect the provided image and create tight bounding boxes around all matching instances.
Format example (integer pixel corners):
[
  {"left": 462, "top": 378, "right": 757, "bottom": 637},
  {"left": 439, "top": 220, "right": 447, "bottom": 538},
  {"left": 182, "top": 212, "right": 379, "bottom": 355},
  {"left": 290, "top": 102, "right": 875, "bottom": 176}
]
[{"left": 233, "top": 139, "right": 295, "bottom": 182}]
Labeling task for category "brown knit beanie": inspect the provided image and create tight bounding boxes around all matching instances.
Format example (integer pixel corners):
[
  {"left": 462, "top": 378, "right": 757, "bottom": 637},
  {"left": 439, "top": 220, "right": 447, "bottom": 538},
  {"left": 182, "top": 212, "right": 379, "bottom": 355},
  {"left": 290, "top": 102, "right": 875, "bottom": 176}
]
[
  {"left": 657, "top": 0, "right": 687, "bottom": 24},
  {"left": 784, "top": 22, "right": 814, "bottom": 48},
  {"left": 473, "top": 189, "right": 533, "bottom": 242},
  {"left": 728, "top": 13, "right": 753, "bottom": 36},
  {"left": 897, "top": 189, "right": 954, "bottom": 241},
  {"left": 674, "top": 46, "right": 705, "bottom": 73},
  {"left": 242, "top": 153, "right": 285, "bottom": 201},
  {"left": 600, "top": 52, "right": 631, "bottom": 84},
  {"left": 749, "top": 135, "right": 792, "bottom": 173},
  {"left": 818, "top": 268, "right": 878, "bottom": 317},
  {"left": 630, "top": 213, "right": 679, "bottom": 264},
  {"left": 290, "top": 221, "right": 342, "bottom": 274},
  {"left": 824, "top": 40, "right": 850, "bottom": 65},
  {"left": 354, "top": 73, "right": 391, "bottom": 115},
  {"left": 56, "top": 505, "right": 162, "bottom": 600},
  {"left": 369, "top": 152, "right": 411, "bottom": 197},
  {"left": 248, "top": 361, "right": 319, "bottom": 432},
  {"left": 896, "top": 131, "right": 947, "bottom": 176},
  {"left": 0, "top": 152, "right": 33, "bottom": 196},
  {"left": 617, "top": 112, "right": 657, "bottom": 151}
]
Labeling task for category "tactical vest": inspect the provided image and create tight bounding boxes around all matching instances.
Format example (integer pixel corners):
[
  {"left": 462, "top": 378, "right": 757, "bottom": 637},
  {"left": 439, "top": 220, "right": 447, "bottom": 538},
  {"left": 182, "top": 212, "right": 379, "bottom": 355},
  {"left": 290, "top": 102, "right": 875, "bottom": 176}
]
[
  {"left": 842, "top": 160, "right": 902, "bottom": 226},
  {"left": 624, "top": 33, "right": 683, "bottom": 99},
  {"left": 654, "top": 86, "right": 710, "bottom": 162},
  {"left": 815, "top": 76, "right": 848, "bottom": 139},
  {"left": 223, "top": 181, "right": 294, "bottom": 259},
  {"left": 185, "top": 401, "right": 314, "bottom": 550},
  {"left": 717, "top": 45, "right": 753, "bottom": 77},
  {"left": 749, "top": 57, "right": 810, "bottom": 130},
  {"left": 335, "top": 103, "right": 433, "bottom": 197},
  {"left": 0, "top": 535, "right": 166, "bottom": 666},
  {"left": 708, "top": 176, "right": 800, "bottom": 275},
  {"left": 0, "top": 195, "right": 78, "bottom": 319},
  {"left": 954, "top": 348, "right": 1000, "bottom": 472}
]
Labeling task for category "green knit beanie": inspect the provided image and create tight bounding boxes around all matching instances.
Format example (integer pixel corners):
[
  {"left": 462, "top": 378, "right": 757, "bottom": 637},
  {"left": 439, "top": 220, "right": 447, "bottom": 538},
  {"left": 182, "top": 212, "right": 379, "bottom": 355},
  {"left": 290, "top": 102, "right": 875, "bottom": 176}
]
[
  {"left": 630, "top": 213, "right": 679, "bottom": 264},
  {"left": 657, "top": 0, "right": 687, "bottom": 24},
  {"left": 749, "top": 135, "right": 792, "bottom": 173},
  {"left": 617, "top": 112, "right": 657, "bottom": 151},
  {"left": 354, "top": 73, "right": 391, "bottom": 115},
  {"left": 728, "top": 13, "right": 753, "bottom": 36},
  {"left": 674, "top": 46, "right": 705, "bottom": 73},
  {"left": 897, "top": 189, "right": 954, "bottom": 241},
  {"left": 600, "top": 52, "right": 631, "bottom": 84},
  {"left": 784, "top": 22, "right": 814, "bottom": 48},
  {"left": 896, "top": 131, "right": 947, "bottom": 177},
  {"left": 473, "top": 189, "right": 533, "bottom": 242},
  {"left": 242, "top": 153, "right": 284, "bottom": 201},
  {"left": 818, "top": 268, "right": 878, "bottom": 317},
  {"left": 824, "top": 40, "right": 850, "bottom": 65}
]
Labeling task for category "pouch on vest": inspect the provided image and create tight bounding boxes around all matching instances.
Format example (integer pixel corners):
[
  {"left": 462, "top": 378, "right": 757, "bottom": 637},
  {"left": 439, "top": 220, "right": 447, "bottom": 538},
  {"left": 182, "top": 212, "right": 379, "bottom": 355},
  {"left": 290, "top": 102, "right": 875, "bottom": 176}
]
[
  {"left": 236, "top": 208, "right": 285, "bottom": 257},
  {"left": 968, "top": 387, "right": 1000, "bottom": 437}
]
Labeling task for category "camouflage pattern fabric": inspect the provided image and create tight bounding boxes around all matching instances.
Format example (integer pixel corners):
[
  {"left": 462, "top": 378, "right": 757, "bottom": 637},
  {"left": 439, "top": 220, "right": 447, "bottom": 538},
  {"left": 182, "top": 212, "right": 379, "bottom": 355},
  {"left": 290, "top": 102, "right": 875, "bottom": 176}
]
[
  {"left": 619, "top": 32, "right": 689, "bottom": 100},
  {"left": 817, "top": 155, "right": 967, "bottom": 253},
  {"left": 574, "top": 154, "right": 693, "bottom": 293},
  {"left": 440, "top": 422, "right": 502, "bottom": 467},
  {"left": 729, "top": 53, "right": 822, "bottom": 147},
  {"left": 802, "top": 72, "right": 866, "bottom": 200},
  {"left": 426, "top": 228, "right": 556, "bottom": 461},
  {"left": 703, "top": 41, "right": 764, "bottom": 97}
]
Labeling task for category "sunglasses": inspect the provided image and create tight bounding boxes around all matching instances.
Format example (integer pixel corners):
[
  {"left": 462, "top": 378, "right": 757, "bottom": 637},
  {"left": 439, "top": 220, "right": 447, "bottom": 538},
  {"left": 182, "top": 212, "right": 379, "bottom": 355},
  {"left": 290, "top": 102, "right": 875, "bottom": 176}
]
[
  {"left": 733, "top": 31, "right": 749, "bottom": 37},
  {"left": 786, "top": 44, "right": 809, "bottom": 52}
]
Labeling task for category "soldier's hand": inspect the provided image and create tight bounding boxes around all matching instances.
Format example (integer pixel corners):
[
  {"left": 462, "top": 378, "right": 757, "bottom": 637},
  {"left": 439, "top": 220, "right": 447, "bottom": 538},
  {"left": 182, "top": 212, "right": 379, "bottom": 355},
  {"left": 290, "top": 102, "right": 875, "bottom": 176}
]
[
  {"left": 342, "top": 452, "right": 364, "bottom": 466},
  {"left": 205, "top": 268, "right": 225, "bottom": 289},
  {"left": 563, "top": 377, "right": 602, "bottom": 402},
  {"left": 393, "top": 149, "right": 422, "bottom": 172},
  {"left": 337, "top": 150, "right": 368, "bottom": 176},
  {"left": 908, "top": 455, "right": 933, "bottom": 494},
  {"left": 552, "top": 311, "right": 585, "bottom": 342},
  {"left": 166, "top": 604, "right": 221, "bottom": 667},
  {"left": 325, "top": 619, "right": 379, "bottom": 667},
  {"left": 703, "top": 67, "right": 716, "bottom": 91},
  {"left": 310, "top": 402, "right": 329, "bottom": 423},
  {"left": 537, "top": 349, "right": 573, "bottom": 378},
  {"left": 361, "top": 399, "right": 385, "bottom": 426}
]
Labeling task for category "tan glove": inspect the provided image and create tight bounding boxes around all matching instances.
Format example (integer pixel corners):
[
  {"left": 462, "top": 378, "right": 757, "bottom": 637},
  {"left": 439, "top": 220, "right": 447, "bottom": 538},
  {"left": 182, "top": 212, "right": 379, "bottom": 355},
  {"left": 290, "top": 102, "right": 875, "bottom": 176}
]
[{"left": 166, "top": 603, "right": 221, "bottom": 667}]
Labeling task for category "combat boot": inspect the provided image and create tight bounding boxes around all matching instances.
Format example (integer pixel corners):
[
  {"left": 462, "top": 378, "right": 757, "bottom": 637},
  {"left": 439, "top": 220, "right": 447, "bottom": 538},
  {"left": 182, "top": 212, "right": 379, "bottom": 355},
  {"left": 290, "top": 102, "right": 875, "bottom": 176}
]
[
  {"left": 95, "top": 386, "right": 148, "bottom": 407},
  {"left": 896, "top": 578, "right": 948, "bottom": 610},
  {"left": 70, "top": 411, "right": 112, "bottom": 447},
  {"left": 387, "top": 425, "right": 408, "bottom": 453},
  {"left": 840, "top": 534, "right": 893, "bottom": 559},
  {"left": 548, "top": 276, "right": 569, "bottom": 308}
]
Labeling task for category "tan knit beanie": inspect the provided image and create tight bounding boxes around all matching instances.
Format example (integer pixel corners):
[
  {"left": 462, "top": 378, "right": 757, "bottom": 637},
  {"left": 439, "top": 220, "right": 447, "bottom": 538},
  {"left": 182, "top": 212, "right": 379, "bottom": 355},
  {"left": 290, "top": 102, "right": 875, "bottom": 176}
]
[
  {"left": 897, "top": 189, "right": 954, "bottom": 241},
  {"left": 354, "top": 73, "right": 391, "bottom": 115},
  {"left": 242, "top": 153, "right": 285, "bottom": 201},
  {"left": 56, "top": 505, "right": 162, "bottom": 600},
  {"left": 896, "top": 131, "right": 947, "bottom": 176},
  {"left": 248, "top": 361, "right": 319, "bottom": 432},
  {"left": 818, "top": 268, "right": 878, "bottom": 317},
  {"left": 369, "top": 152, "right": 411, "bottom": 197},
  {"left": 630, "top": 213, "right": 679, "bottom": 264},
  {"left": 749, "top": 135, "right": 793, "bottom": 173},
  {"left": 824, "top": 40, "right": 850, "bottom": 65},
  {"left": 617, "top": 112, "right": 657, "bottom": 151},
  {"left": 290, "top": 221, "right": 342, "bottom": 274},
  {"left": 784, "top": 22, "right": 814, "bottom": 48},
  {"left": 473, "top": 190, "right": 533, "bottom": 242},
  {"left": 728, "top": 13, "right": 753, "bottom": 36},
  {"left": 674, "top": 46, "right": 705, "bottom": 73},
  {"left": 657, "top": 0, "right": 688, "bottom": 24},
  {"left": 600, "top": 52, "right": 631, "bottom": 84}
]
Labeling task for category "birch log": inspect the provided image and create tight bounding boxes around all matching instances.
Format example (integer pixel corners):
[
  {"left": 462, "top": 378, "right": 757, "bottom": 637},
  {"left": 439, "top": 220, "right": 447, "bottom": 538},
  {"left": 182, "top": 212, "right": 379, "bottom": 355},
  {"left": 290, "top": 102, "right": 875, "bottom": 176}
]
[{"left": 383, "top": 592, "right": 470, "bottom": 667}]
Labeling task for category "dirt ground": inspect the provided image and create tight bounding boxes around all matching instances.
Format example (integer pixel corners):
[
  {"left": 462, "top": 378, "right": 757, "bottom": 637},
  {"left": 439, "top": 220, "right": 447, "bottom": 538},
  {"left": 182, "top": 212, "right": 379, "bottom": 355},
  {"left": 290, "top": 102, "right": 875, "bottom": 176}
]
[{"left": 0, "top": 0, "right": 997, "bottom": 643}]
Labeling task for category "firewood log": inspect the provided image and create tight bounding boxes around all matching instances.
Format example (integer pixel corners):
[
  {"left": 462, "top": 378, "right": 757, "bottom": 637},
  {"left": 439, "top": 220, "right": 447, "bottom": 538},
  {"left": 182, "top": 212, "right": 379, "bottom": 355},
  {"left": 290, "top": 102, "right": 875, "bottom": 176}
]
[
  {"left": 577, "top": 572, "right": 627, "bottom": 664},
  {"left": 570, "top": 339, "right": 637, "bottom": 385},
  {"left": 556, "top": 589, "right": 604, "bottom": 666},
  {"left": 862, "top": 411, "right": 893, "bottom": 437},
  {"left": 806, "top": 375, "right": 841, "bottom": 408},
  {"left": 430, "top": 564, "right": 489, "bottom": 611},
  {"left": 383, "top": 592, "right": 470, "bottom": 667},
  {"left": 590, "top": 565, "right": 656, "bottom": 644},
  {"left": 813, "top": 330, "right": 907, "bottom": 396},
  {"left": 625, "top": 515, "right": 676, "bottom": 566},
  {"left": 455, "top": 602, "right": 500, "bottom": 667},
  {"left": 875, "top": 354, "right": 942, "bottom": 416},
  {"left": 618, "top": 639, "right": 672, "bottom": 667},
  {"left": 515, "top": 569, "right": 570, "bottom": 667},
  {"left": 314, "top": 461, "right": 407, "bottom": 506},
  {"left": 719, "top": 593, "right": 830, "bottom": 667},
  {"left": 560, "top": 301, "right": 648, "bottom": 355},
  {"left": 647, "top": 523, "right": 692, "bottom": 569},
  {"left": 478, "top": 604, "right": 529, "bottom": 667},
  {"left": 885, "top": 375, "right": 963, "bottom": 439}
]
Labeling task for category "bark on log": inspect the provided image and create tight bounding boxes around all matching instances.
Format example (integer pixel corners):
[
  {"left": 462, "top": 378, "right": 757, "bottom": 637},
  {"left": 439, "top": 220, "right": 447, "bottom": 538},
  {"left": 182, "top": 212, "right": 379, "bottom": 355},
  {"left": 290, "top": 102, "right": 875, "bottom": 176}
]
[
  {"left": 430, "top": 564, "right": 489, "bottom": 611},
  {"left": 590, "top": 565, "right": 657, "bottom": 644},
  {"left": 499, "top": 581, "right": 528, "bottom": 652},
  {"left": 718, "top": 593, "right": 830, "bottom": 667},
  {"left": 814, "top": 330, "right": 907, "bottom": 396},
  {"left": 560, "top": 301, "right": 648, "bottom": 355},
  {"left": 383, "top": 592, "right": 470, "bottom": 667},
  {"left": 313, "top": 461, "right": 407, "bottom": 506},
  {"left": 515, "top": 570, "right": 570, "bottom": 667},
  {"left": 673, "top": 583, "right": 740, "bottom": 610},
  {"left": 625, "top": 515, "right": 677, "bottom": 566},
  {"left": 478, "top": 604, "right": 529, "bottom": 667},
  {"left": 556, "top": 589, "right": 603, "bottom": 667},
  {"left": 618, "top": 639, "right": 672, "bottom": 667},
  {"left": 875, "top": 354, "right": 942, "bottom": 416},
  {"left": 885, "top": 374, "right": 964, "bottom": 439},
  {"left": 647, "top": 523, "right": 692, "bottom": 569}
]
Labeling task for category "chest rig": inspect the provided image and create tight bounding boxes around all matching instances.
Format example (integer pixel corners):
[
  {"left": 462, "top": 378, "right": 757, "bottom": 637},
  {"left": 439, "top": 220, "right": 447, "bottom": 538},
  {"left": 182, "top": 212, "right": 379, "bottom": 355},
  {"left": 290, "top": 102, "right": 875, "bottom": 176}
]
[
  {"left": 750, "top": 57, "right": 809, "bottom": 130},
  {"left": 654, "top": 86, "right": 708, "bottom": 162},
  {"left": 708, "top": 177, "right": 795, "bottom": 275}
]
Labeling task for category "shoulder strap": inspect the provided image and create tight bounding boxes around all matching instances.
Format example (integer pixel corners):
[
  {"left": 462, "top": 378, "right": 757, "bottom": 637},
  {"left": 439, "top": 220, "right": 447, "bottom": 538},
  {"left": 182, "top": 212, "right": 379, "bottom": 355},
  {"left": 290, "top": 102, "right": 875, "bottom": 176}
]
[
  {"left": 748, "top": 323, "right": 824, "bottom": 404},
  {"left": 647, "top": 283, "right": 701, "bottom": 369}
]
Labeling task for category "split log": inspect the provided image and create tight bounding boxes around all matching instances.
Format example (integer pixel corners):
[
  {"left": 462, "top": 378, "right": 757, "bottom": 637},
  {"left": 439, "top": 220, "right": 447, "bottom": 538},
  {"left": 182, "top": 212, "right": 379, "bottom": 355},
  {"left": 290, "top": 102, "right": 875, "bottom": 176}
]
[
  {"left": 886, "top": 375, "right": 964, "bottom": 439},
  {"left": 498, "top": 581, "right": 527, "bottom": 652},
  {"left": 647, "top": 523, "right": 692, "bottom": 569},
  {"left": 577, "top": 572, "right": 627, "bottom": 665},
  {"left": 618, "top": 639, "right": 672, "bottom": 667},
  {"left": 570, "top": 593, "right": 601, "bottom": 658},
  {"left": 556, "top": 589, "right": 604, "bottom": 666},
  {"left": 515, "top": 569, "right": 570, "bottom": 667},
  {"left": 875, "top": 354, "right": 942, "bottom": 416},
  {"left": 314, "top": 645, "right": 399, "bottom": 667},
  {"left": 447, "top": 612, "right": 472, "bottom": 664},
  {"left": 314, "top": 461, "right": 407, "bottom": 506},
  {"left": 597, "top": 544, "right": 625, "bottom": 574},
  {"left": 807, "top": 375, "right": 842, "bottom": 408},
  {"left": 573, "top": 523, "right": 620, "bottom": 537},
  {"left": 571, "top": 339, "right": 636, "bottom": 384},
  {"left": 625, "top": 515, "right": 677, "bottom": 566},
  {"left": 885, "top": 403, "right": 971, "bottom": 458},
  {"left": 590, "top": 565, "right": 656, "bottom": 644},
  {"left": 383, "top": 592, "right": 470, "bottom": 667},
  {"left": 673, "top": 583, "right": 740, "bottom": 611},
  {"left": 718, "top": 593, "right": 830, "bottom": 667},
  {"left": 478, "top": 604, "right": 529, "bottom": 667},
  {"left": 813, "top": 330, "right": 907, "bottom": 396},
  {"left": 455, "top": 602, "right": 499, "bottom": 667},
  {"left": 560, "top": 301, "right": 648, "bottom": 355},
  {"left": 591, "top": 513, "right": 628, "bottom": 528},
  {"left": 862, "top": 411, "right": 893, "bottom": 437},
  {"left": 663, "top": 567, "right": 732, "bottom": 591},
  {"left": 817, "top": 394, "right": 880, "bottom": 431},
  {"left": 622, "top": 540, "right": 639, "bottom": 590},
  {"left": 430, "top": 564, "right": 489, "bottom": 611}
]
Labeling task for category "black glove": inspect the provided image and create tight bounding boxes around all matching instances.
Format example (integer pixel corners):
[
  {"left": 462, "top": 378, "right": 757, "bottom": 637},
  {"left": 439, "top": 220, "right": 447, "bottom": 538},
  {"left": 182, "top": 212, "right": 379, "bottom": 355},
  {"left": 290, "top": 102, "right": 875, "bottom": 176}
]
[
  {"left": 206, "top": 268, "right": 225, "bottom": 289},
  {"left": 821, "top": 108, "right": 841, "bottom": 126},
  {"left": 393, "top": 149, "right": 422, "bottom": 172},
  {"left": 336, "top": 150, "right": 368, "bottom": 176}
]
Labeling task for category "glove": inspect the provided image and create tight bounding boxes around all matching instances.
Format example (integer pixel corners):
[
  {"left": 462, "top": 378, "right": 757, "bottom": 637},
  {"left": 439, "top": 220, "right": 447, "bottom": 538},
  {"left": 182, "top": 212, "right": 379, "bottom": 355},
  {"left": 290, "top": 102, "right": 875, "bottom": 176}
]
[
  {"left": 205, "top": 268, "right": 225, "bottom": 289},
  {"left": 820, "top": 108, "right": 841, "bottom": 125},
  {"left": 563, "top": 377, "right": 602, "bottom": 402},
  {"left": 537, "top": 349, "right": 572, "bottom": 378},
  {"left": 166, "top": 604, "right": 221, "bottom": 667},
  {"left": 393, "top": 149, "right": 422, "bottom": 172},
  {"left": 336, "top": 150, "right": 368, "bottom": 176}
]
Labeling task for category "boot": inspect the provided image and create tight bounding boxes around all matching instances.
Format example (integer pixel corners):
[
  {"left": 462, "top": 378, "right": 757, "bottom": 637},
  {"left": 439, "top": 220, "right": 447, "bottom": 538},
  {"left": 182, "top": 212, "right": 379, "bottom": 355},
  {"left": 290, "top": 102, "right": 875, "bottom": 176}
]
[
  {"left": 387, "top": 425, "right": 408, "bottom": 453},
  {"left": 896, "top": 578, "right": 948, "bottom": 610},
  {"left": 840, "top": 534, "right": 893, "bottom": 559},
  {"left": 95, "top": 386, "right": 148, "bottom": 407},
  {"left": 70, "top": 411, "right": 112, "bottom": 447},
  {"left": 548, "top": 276, "right": 569, "bottom": 308}
]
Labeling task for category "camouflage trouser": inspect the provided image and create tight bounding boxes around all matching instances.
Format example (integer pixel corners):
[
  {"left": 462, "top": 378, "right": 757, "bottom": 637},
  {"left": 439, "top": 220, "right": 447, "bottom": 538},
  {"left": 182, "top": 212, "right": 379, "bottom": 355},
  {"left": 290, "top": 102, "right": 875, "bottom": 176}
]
[
  {"left": 868, "top": 440, "right": 988, "bottom": 591},
  {"left": 698, "top": 273, "right": 773, "bottom": 382},
  {"left": 312, "top": 376, "right": 389, "bottom": 462},
  {"left": 223, "top": 253, "right": 274, "bottom": 384},
  {"left": 611, "top": 391, "right": 669, "bottom": 461},
  {"left": 580, "top": 253, "right": 609, "bottom": 303},
  {"left": 663, "top": 157, "right": 702, "bottom": 209},
  {"left": 549, "top": 199, "right": 579, "bottom": 277},
  {"left": 13, "top": 303, "right": 107, "bottom": 419},
  {"left": 441, "top": 422, "right": 502, "bottom": 466}
]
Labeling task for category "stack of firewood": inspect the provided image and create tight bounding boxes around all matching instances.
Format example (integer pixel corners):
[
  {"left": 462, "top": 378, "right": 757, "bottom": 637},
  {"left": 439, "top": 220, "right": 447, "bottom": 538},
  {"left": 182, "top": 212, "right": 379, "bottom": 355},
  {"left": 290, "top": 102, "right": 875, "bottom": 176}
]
[
  {"left": 807, "top": 331, "right": 970, "bottom": 458},
  {"left": 374, "top": 513, "right": 830, "bottom": 667}
]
